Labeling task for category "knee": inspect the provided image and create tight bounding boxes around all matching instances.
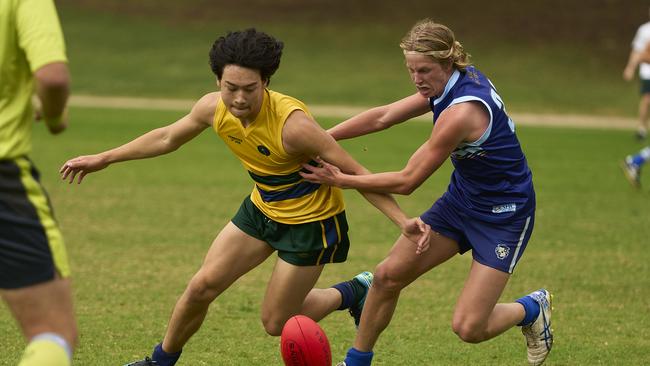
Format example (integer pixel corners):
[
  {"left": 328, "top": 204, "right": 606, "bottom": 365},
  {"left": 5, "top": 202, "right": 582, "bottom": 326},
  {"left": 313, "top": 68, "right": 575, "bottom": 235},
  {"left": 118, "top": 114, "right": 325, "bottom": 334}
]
[
  {"left": 185, "top": 274, "right": 221, "bottom": 304},
  {"left": 260, "top": 315, "right": 284, "bottom": 336},
  {"left": 451, "top": 317, "right": 486, "bottom": 344},
  {"left": 372, "top": 263, "right": 408, "bottom": 293}
]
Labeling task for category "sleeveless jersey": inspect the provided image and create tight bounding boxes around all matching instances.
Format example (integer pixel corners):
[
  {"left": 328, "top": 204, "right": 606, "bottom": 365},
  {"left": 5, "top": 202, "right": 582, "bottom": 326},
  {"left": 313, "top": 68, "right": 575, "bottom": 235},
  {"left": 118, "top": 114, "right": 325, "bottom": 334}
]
[
  {"left": 430, "top": 66, "right": 535, "bottom": 223},
  {"left": 213, "top": 89, "right": 345, "bottom": 224}
]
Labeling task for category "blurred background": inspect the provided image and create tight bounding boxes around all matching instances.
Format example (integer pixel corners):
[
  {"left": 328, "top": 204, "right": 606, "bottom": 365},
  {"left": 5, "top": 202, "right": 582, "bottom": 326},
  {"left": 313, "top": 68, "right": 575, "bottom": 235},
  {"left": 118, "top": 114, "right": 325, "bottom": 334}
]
[{"left": 57, "top": 0, "right": 649, "bottom": 117}]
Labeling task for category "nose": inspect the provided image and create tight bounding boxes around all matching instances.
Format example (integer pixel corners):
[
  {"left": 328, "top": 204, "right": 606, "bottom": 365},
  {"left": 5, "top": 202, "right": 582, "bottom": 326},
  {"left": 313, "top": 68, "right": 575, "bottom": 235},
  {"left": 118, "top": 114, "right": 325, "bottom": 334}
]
[{"left": 233, "top": 91, "right": 246, "bottom": 106}]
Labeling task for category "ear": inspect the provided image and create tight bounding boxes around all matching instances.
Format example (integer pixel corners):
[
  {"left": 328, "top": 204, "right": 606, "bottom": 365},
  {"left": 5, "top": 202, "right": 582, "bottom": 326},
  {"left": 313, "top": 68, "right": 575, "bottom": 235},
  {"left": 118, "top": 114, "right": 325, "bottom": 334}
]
[{"left": 216, "top": 77, "right": 221, "bottom": 88}]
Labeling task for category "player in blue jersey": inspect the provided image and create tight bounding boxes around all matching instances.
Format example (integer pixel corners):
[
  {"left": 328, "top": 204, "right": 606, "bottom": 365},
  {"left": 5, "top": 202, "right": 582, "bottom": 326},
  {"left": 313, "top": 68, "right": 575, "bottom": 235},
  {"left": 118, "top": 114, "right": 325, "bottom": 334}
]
[{"left": 301, "top": 19, "right": 553, "bottom": 366}]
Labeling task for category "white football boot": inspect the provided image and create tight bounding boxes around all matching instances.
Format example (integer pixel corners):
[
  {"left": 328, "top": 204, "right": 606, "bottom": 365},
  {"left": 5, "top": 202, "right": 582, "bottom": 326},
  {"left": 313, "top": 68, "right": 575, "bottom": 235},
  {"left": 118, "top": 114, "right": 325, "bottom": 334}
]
[{"left": 521, "top": 289, "right": 554, "bottom": 366}]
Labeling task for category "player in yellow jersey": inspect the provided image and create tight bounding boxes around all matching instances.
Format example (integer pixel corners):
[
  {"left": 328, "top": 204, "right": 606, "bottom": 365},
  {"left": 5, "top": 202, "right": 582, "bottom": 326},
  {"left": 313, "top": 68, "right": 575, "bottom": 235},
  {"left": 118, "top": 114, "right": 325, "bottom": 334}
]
[
  {"left": 1, "top": 0, "right": 75, "bottom": 365},
  {"left": 60, "top": 29, "right": 429, "bottom": 366}
]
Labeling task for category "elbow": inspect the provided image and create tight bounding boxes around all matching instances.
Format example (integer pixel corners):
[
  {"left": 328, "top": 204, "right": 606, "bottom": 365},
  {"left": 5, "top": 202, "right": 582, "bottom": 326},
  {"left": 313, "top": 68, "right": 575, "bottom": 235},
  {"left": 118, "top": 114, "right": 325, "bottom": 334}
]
[
  {"left": 393, "top": 174, "right": 422, "bottom": 195},
  {"left": 395, "top": 183, "right": 417, "bottom": 195},
  {"left": 161, "top": 136, "right": 181, "bottom": 154},
  {"left": 35, "top": 63, "right": 70, "bottom": 91}
]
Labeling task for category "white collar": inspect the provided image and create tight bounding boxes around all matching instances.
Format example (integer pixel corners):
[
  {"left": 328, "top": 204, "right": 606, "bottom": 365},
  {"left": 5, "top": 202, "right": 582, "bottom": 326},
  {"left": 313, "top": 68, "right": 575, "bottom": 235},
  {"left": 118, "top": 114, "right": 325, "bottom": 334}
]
[{"left": 432, "top": 69, "right": 461, "bottom": 106}]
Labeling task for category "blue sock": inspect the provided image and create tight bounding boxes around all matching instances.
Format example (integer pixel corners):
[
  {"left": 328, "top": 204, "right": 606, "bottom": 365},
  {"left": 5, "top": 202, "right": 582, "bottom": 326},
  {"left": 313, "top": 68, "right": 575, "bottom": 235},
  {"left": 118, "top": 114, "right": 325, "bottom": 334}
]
[
  {"left": 332, "top": 281, "right": 355, "bottom": 310},
  {"left": 516, "top": 295, "right": 540, "bottom": 326},
  {"left": 152, "top": 343, "right": 182, "bottom": 366},
  {"left": 344, "top": 347, "right": 374, "bottom": 366},
  {"left": 632, "top": 153, "right": 646, "bottom": 166}
]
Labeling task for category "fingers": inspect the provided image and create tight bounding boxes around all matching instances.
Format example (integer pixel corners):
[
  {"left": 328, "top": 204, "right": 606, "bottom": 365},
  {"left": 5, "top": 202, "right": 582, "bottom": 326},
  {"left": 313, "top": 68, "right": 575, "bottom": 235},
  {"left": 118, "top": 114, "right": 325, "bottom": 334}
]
[
  {"left": 414, "top": 218, "right": 431, "bottom": 255},
  {"left": 59, "top": 161, "right": 83, "bottom": 184},
  {"left": 301, "top": 163, "right": 316, "bottom": 173}
]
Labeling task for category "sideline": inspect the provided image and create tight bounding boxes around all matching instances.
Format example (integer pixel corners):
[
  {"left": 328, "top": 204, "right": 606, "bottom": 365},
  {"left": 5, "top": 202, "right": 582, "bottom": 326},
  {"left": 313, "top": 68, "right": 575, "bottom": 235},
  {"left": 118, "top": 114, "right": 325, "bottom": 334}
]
[{"left": 69, "top": 94, "right": 637, "bottom": 130}]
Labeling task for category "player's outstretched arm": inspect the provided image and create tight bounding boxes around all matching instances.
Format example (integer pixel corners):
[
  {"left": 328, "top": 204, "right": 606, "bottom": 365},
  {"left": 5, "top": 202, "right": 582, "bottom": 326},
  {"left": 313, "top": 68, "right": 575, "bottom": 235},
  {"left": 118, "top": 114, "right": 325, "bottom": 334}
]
[
  {"left": 302, "top": 102, "right": 483, "bottom": 194},
  {"left": 283, "top": 110, "right": 430, "bottom": 248},
  {"left": 60, "top": 92, "right": 218, "bottom": 184},
  {"left": 328, "top": 93, "right": 430, "bottom": 141},
  {"left": 624, "top": 49, "right": 643, "bottom": 81}
]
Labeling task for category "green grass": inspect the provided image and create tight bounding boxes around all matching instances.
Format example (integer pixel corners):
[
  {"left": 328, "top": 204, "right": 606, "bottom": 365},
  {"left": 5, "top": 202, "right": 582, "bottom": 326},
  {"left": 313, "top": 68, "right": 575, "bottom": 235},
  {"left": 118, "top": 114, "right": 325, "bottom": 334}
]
[
  {"left": 57, "top": 3, "right": 640, "bottom": 117},
  {"left": 1, "top": 107, "right": 649, "bottom": 365}
]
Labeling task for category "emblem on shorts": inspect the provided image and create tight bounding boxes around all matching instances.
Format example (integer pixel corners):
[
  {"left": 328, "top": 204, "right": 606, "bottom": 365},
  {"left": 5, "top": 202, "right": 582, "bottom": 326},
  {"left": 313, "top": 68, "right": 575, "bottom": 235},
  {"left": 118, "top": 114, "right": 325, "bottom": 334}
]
[
  {"left": 495, "top": 244, "right": 510, "bottom": 260},
  {"left": 257, "top": 145, "right": 271, "bottom": 156}
]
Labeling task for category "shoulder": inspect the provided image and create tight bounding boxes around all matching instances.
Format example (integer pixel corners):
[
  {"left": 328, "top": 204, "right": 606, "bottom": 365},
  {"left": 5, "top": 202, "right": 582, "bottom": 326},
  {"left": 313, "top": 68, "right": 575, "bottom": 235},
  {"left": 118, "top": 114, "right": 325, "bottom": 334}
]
[
  {"left": 268, "top": 89, "right": 310, "bottom": 116},
  {"left": 282, "top": 109, "right": 326, "bottom": 155},
  {"left": 638, "top": 22, "right": 650, "bottom": 36},
  {"left": 190, "top": 92, "right": 221, "bottom": 125}
]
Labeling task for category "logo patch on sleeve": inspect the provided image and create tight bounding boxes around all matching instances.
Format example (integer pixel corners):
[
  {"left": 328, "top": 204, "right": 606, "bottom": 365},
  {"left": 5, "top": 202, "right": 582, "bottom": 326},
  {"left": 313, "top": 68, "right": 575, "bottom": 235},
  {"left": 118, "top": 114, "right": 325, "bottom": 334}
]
[{"left": 257, "top": 145, "right": 271, "bottom": 156}]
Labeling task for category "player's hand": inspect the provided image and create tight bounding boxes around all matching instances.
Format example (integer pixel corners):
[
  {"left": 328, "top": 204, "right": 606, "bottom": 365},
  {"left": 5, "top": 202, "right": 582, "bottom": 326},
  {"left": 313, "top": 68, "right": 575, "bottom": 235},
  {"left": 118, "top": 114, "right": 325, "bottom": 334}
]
[
  {"left": 34, "top": 105, "right": 68, "bottom": 134},
  {"left": 300, "top": 156, "right": 343, "bottom": 187},
  {"left": 623, "top": 66, "right": 635, "bottom": 81},
  {"left": 402, "top": 217, "right": 431, "bottom": 254},
  {"left": 59, "top": 154, "right": 109, "bottom": 184}
]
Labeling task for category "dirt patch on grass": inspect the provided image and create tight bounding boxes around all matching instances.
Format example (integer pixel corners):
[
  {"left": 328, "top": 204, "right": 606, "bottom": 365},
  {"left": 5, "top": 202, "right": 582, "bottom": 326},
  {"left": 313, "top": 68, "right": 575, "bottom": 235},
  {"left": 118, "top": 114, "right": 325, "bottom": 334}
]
[{"left": 69, "top": 94, "right": 636, "bottom": 130}]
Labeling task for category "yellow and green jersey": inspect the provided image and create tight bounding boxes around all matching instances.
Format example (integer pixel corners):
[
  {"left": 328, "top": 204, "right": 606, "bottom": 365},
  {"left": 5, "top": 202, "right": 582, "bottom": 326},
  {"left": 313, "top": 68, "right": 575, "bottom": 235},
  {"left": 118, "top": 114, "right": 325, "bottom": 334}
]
[
  {"left": 213, "top": 89, "right": 345, "bottom": 224},
  {"left": 0, "top": 0, "right": 67, "bottom": 160}
]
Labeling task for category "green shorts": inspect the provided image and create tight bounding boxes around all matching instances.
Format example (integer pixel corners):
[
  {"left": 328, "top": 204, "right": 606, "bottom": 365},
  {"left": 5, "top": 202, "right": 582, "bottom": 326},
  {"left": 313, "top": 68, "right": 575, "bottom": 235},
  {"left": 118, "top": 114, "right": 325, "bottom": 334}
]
[
  {"left": 641, "top": 79, "right": 650, "bottom": 94},
  {"left": 231, "top": 196, "right": 350, "bottom": 266}
]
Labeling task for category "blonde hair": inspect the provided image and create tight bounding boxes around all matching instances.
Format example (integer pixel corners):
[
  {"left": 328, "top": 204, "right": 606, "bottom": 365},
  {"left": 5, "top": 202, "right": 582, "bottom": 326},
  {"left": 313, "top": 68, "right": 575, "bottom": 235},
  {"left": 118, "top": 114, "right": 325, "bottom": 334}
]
[{"left": 399, "top": 19, "right": 471, "bottom": 71}]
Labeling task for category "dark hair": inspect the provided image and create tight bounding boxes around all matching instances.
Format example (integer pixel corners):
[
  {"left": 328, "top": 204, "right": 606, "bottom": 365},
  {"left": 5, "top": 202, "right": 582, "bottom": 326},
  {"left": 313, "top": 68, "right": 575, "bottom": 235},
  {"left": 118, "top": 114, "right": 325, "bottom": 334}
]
[{"left": 209, "top": 28, "right": 284, "bottom": 84}]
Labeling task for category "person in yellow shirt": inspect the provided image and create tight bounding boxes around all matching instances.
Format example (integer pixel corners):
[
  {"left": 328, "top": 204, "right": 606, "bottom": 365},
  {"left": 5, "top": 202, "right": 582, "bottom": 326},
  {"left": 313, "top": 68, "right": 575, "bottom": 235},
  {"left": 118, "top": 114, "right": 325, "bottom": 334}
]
[
  {"left": 60, "top": 28, "right": 428, "bottom": 366},
  {"left": 0, "top": 0, "right": 75, "bottom": 365}
]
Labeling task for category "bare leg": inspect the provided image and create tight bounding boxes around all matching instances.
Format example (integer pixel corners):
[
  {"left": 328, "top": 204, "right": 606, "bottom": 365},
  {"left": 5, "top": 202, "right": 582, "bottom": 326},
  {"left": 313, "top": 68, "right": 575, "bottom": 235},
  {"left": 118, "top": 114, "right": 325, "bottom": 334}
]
[
  {"left": 162, "top": 222, "right": 274, "bottom": 352},
  {"left": 451, "top": 260, "right": 524, "bottom": 343},
  {"left": 638, "top": 94, "right": 650, "bottom": 136},
  {"left": 1, "top": 276, "right": 77, "bottom": 348},
  {"left": 353, "top": 232, "right": 459, "bottom": 352},
  {"left": 260, "top": 259, "right": 332, "bottom": 335}
]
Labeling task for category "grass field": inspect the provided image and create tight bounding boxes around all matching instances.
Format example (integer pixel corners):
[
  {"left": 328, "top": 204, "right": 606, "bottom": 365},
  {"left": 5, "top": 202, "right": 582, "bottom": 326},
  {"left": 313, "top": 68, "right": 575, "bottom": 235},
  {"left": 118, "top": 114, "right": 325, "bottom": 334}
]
[{"left": 1, "top": 106, "right": 649, "bottom": 365}]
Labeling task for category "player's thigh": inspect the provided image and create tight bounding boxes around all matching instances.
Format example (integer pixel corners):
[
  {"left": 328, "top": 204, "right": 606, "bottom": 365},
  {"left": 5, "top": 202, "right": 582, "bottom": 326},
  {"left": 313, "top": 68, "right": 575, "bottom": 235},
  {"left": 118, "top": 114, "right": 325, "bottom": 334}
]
[
  {"left": 453, "top": 260, "right": 510, "bottom": 324},
  {"left": 196, "top": 222, "right": 274, "bottom": 288},
  {"left": 261, "top": 258, "right": 324, "bottom": 319},
  {"left": 1, "top": 277, "right": 75, "bottom": 342},
  {"left": 375, "top": 232, "right": 459, "bottom": 289}
]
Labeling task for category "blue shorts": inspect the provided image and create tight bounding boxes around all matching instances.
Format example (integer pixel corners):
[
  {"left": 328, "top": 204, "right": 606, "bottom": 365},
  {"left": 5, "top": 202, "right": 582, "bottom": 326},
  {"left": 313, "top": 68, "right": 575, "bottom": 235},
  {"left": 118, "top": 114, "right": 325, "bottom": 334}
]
[{"left": 420, "top": 195, "right": 534, "bottom": 274}]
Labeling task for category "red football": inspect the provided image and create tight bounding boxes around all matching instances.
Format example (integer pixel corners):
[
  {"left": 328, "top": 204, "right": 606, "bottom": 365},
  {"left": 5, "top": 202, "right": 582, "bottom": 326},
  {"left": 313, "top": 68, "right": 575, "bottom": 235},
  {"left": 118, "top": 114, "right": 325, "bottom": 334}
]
[{"left": 280, "top": 315, "right": 332, "bottom": 366}]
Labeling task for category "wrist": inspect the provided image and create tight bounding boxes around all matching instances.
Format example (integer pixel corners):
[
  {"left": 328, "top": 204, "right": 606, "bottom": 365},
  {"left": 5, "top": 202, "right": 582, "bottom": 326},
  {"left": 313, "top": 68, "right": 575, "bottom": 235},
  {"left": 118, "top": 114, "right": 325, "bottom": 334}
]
[{"left": 44, "top": 114, "right": 64, "bottom": 127}]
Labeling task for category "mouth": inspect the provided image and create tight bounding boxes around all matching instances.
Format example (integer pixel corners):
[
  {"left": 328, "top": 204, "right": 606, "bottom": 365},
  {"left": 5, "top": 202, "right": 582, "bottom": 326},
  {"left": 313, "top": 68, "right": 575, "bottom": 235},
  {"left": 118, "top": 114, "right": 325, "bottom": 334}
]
[
  {"left": 416, "top": 86, "right": 430, "bottom": 95},
  {"left": 231, "top": 105, "right": 248, "bottom": 112}
]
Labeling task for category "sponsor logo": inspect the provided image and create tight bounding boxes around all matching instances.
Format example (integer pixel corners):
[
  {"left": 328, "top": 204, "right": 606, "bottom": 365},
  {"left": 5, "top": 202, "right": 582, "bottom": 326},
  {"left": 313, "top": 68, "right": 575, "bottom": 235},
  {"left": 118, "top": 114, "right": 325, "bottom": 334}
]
[
  {"left": 227, "top": 135, "right": 242, "bottom": 144},
  {"left": 492, "top": 203, "right": 516, "bottom": 214},
  {"left": 257, "top": 145, "right": 271, "bottom": 156},
  {"left": 495, "top": 244, "right": 510, "bottom": 260}
]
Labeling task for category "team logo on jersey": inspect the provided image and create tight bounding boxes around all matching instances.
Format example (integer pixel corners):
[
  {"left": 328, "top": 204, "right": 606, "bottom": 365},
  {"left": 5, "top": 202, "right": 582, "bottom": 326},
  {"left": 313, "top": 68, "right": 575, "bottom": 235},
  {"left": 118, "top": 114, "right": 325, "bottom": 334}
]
[
  {"left": 467, "top": 68, "right": 480, "bottom": 84},
  {"left": 495, "top": 244, "right": 510, "bottom": 260},
  {"left": 257, "top": 145, "right": 271, "bottom": 156}
]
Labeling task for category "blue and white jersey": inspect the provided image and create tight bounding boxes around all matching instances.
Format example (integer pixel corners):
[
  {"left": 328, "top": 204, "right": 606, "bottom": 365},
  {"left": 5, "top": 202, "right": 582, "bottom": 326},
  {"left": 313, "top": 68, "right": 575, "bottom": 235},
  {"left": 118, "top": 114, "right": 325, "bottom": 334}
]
[{"left": 430, "top": 66, "right": 535, "bottom": 223}]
